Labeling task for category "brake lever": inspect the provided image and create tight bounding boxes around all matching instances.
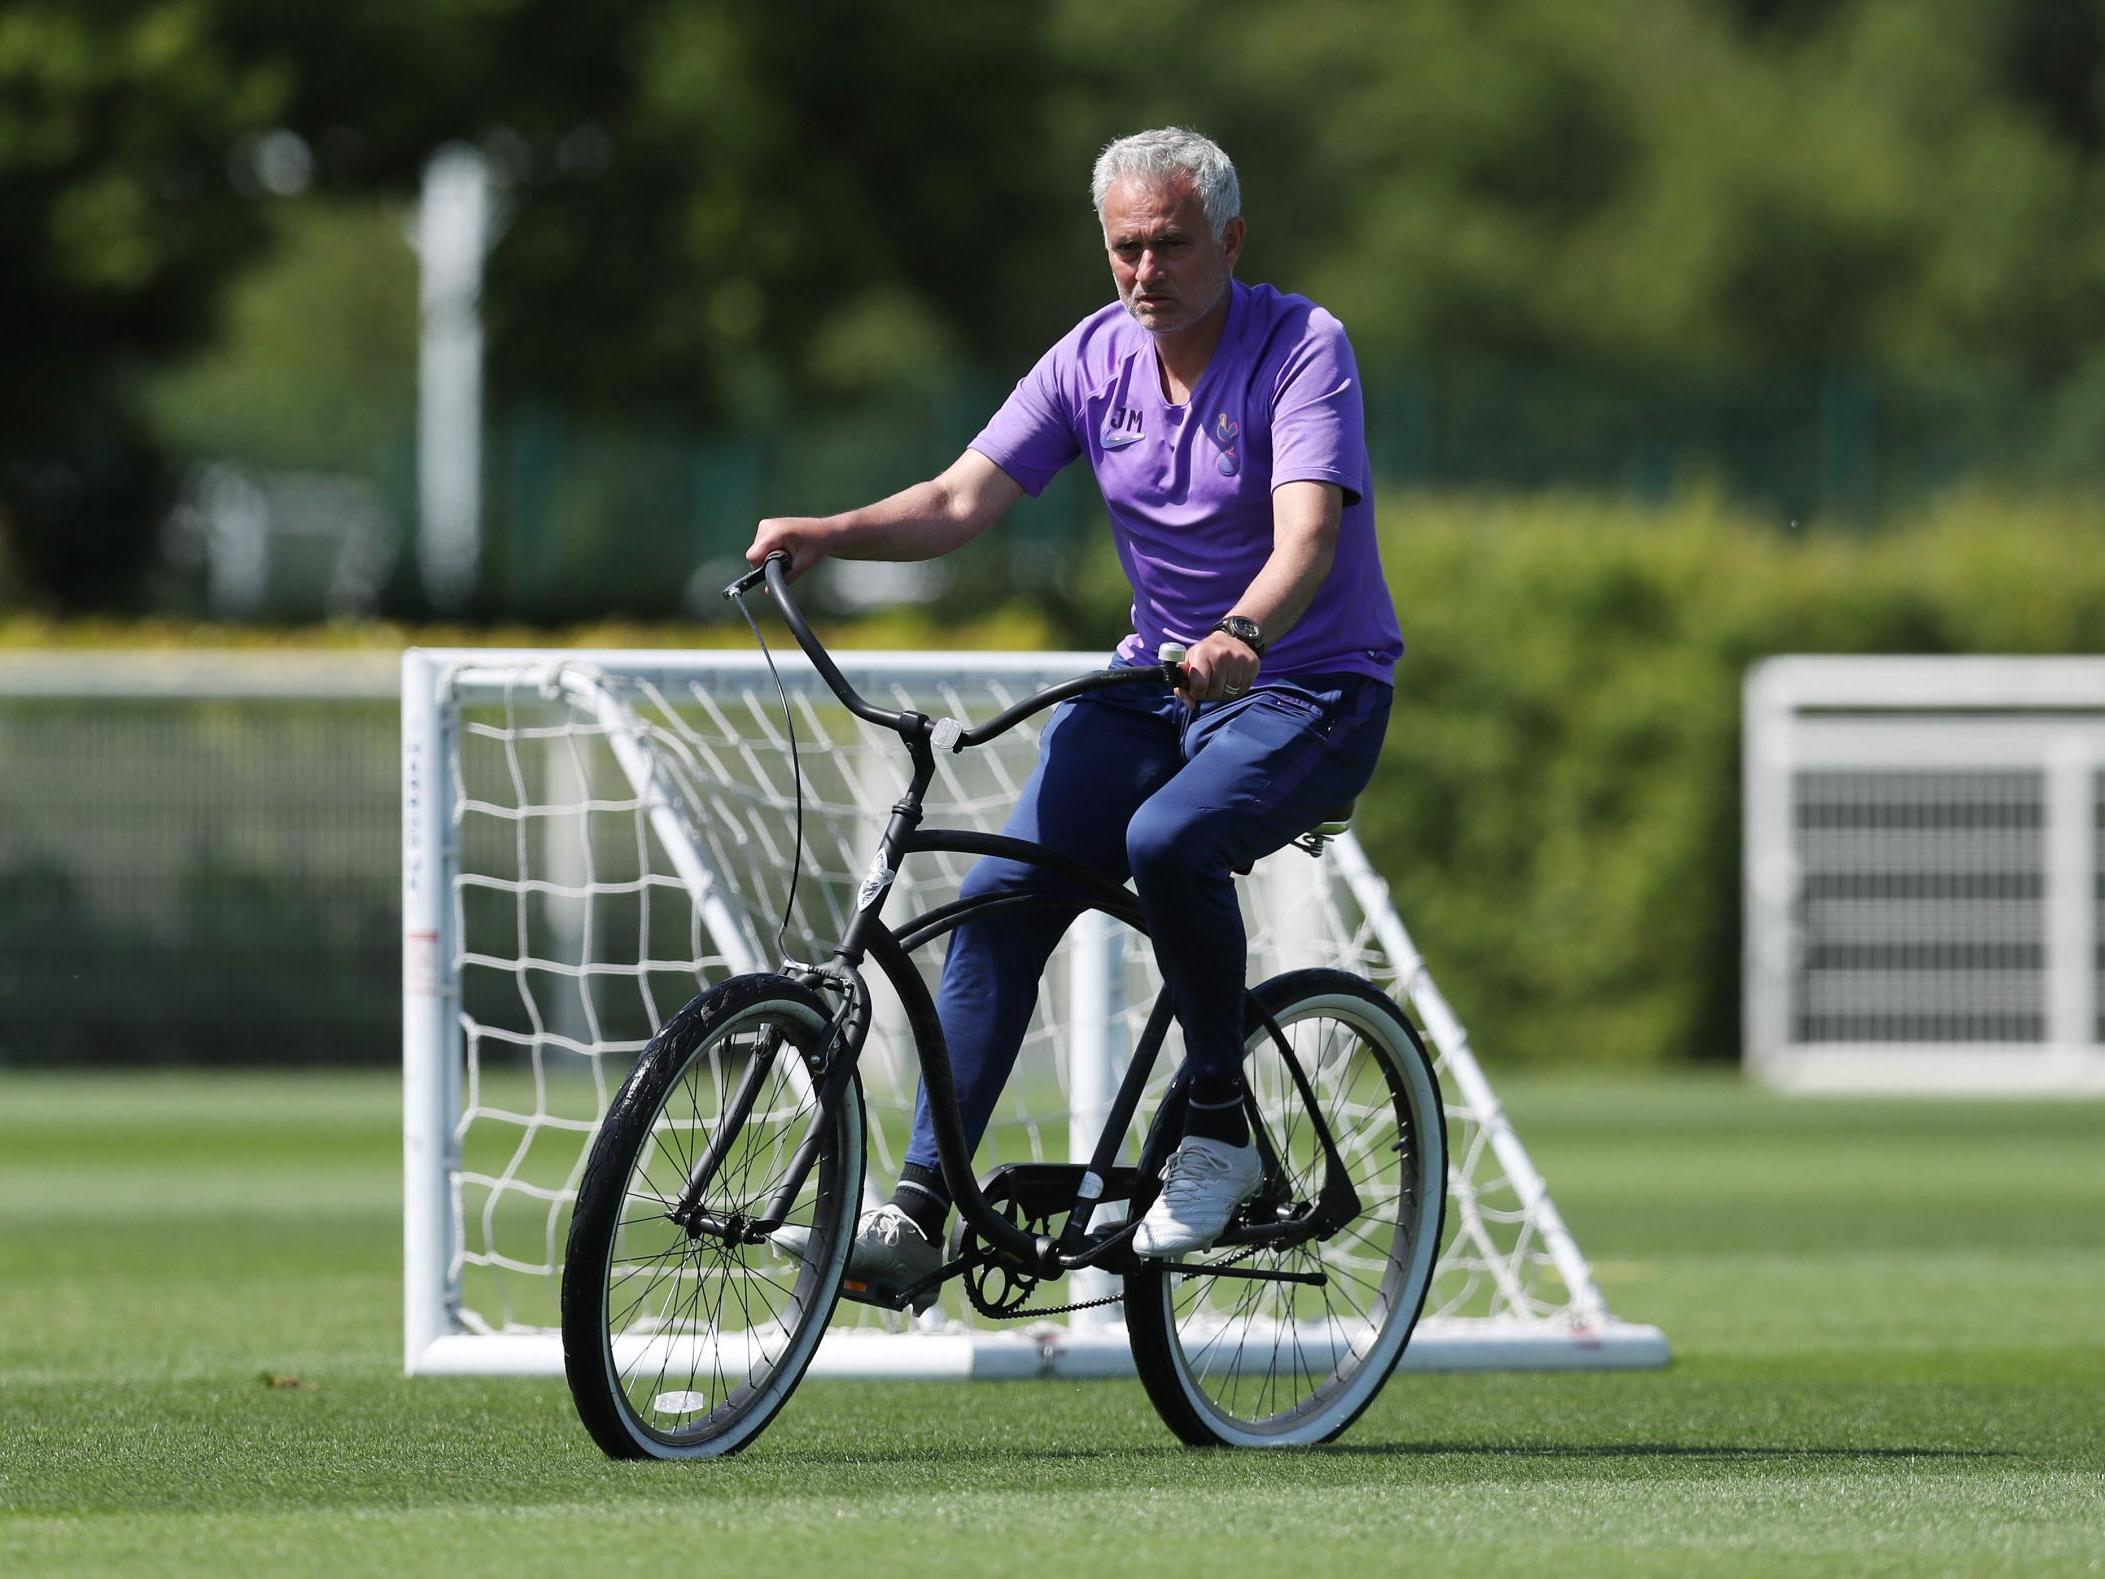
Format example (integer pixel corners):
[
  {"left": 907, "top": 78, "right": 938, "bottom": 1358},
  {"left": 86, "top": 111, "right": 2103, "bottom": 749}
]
[{"left": 722, "top": 550, "right": 790, "bottom": 601}]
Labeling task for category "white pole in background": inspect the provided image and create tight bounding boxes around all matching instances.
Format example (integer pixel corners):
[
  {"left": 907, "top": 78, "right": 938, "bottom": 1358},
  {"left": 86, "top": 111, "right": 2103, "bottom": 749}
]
[
  {"left": 401, "top": 650, "right": 455, "bottom": 1372},
  {"left": 1742, "top": 661, "right": 1798, "bottom": 1081},
  {"left": 415, "top": 144, "right": 492, "bottom": 613},
  {"left": 1066, "top": 910, "right": 1125, "bottom": 1325},
  {"left": 2045, "top": 735, "right": 2096, "bottom": 1073}
]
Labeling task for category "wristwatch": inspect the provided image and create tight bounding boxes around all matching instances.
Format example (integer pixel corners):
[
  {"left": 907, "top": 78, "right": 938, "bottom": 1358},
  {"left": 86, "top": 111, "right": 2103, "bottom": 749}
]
[{"left": 1213, "top": 615, "right": 1267, "bottom": 657}]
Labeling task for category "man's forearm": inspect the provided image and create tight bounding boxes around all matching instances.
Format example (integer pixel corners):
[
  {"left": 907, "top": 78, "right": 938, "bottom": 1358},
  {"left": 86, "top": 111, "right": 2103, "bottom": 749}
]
[
  {"left": 750, "top": 450, "right": 1022, "bottom": 575},
  {"left": 824, "top": 477, "right": 985, "bottom": 561},
  {"left": 1225, "top": 482, "right": 1343, "bottom": 643},
  {"left": 1227, "top": 532, "right": 1333, "bottom": 642}
]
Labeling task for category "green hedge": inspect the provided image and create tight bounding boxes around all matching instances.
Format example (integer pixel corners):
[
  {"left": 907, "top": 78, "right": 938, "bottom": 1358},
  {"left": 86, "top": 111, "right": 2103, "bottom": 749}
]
[
  {"left": 1355, "top": 491, "right": 2105, "bottom": 1067},
  {"left": 5, "top": 492, "right": 2099, "bottom": 1068},
  {"left": 0, "top": 603, "right": 1063, "bottom": 654}
]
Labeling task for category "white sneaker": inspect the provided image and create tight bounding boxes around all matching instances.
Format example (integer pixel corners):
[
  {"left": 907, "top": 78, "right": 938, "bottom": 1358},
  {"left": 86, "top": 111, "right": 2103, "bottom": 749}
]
[
  {"left": 772, "top": 1203, "right": 942, "bottom": 1311},
  {"left": 1133, "top": 1136, "right": 1264, "bottom": 1258}
]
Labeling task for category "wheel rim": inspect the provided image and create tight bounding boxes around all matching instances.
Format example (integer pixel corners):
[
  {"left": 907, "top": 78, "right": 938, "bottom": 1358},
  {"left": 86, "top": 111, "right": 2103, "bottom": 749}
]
[
  {"left": 597, "top": 999, "right": 849, "bottom": 1448},
  {"left": 1155, "top": 992, "right": 1442, "bottom": 1441}
]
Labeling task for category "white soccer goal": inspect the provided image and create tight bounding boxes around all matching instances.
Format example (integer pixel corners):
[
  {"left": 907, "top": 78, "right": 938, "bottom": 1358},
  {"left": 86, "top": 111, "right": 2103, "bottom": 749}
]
[
  {"left": 1746, "top": 656, "right": 2105, "bottom": 1094},
  {"left": 403, "top": 646, "right": 1668, "bottom": 1378}
]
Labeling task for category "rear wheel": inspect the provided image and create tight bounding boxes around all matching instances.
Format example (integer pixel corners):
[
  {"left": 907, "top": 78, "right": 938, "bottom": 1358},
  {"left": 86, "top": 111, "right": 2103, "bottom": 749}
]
[
  {"left": 1125, "top": 969, "right": 1446, "bottom": 1447},
  {"left": 560, "top": 974, "right": 863, "bottom": 1459}
]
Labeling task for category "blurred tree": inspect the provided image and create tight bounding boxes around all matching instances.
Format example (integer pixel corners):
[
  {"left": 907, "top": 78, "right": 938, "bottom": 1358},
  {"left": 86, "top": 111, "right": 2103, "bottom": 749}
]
[
  {"left": 1047, "top": 0, "right": 2105, "bottom": 388},
  {"left": 467, "top": 1, "right": 1089, "bottom": 420},
  {"left": 370, "top": 0, "right": 2104, "bottom": 444},
  {"left": 0, "top": 0, "right": 289, "bottom": 607},
  {"left": 143, "top": 196, "right": 416, "bottom": 470},
  {"left": 12, "top": 0, "right": 2105, "bottom": 611},
  {"left": 200, "top": 1, "right": 1088, "bottom": 419}
]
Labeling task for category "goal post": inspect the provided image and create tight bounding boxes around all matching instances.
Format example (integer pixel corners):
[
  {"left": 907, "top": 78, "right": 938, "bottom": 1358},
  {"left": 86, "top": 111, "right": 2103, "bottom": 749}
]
[{"left": 402, "top": 645, "right": 1668, "bottom": 1378}]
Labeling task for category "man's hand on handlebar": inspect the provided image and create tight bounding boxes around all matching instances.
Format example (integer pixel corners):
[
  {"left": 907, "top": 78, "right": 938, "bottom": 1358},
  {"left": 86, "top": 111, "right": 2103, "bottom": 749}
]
[
  {"left": 747, "top": 517, "right": 832, "bottom": 580},
  {"left": 1175, "top": 629, "right": 1261, "bottom": 708}
]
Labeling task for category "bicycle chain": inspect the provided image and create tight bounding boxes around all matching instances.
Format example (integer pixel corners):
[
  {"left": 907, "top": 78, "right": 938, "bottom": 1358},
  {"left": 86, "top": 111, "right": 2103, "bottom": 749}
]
[{"left": 994, "top": 1289, "right": 1124, "bottom": 1320}]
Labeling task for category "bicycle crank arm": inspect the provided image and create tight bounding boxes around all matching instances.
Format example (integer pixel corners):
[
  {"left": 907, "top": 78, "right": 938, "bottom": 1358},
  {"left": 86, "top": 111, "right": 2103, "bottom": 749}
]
[
  {"left": 1060, "top": 1219, "right": 1327, "bottom": 1277},
  {"left": 1058, "top": 1218, "right": 1142, "bottom": 1270},
  {"left": 1152, "top": 1261, "right": 1328, "bottom": 1287},
  {"left": 1211, "top": 1213, "right": 1329, "bottom": 1248}
]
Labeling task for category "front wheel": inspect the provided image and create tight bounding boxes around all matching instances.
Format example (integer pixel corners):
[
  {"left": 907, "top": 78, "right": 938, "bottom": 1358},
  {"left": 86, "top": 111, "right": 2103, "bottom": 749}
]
[
  {"left": 1125, "top": 969, "right": 1447, "bottom": 1447},
  {"left": 560, "top": 974, "right": 864, "bottom": 1459}
]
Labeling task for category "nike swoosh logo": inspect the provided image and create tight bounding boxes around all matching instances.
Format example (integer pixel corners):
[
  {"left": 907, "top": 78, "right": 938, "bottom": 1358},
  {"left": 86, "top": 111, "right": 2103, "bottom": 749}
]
[{"left": 1100, "top": 429, "right": 1145, "bottom": 449}]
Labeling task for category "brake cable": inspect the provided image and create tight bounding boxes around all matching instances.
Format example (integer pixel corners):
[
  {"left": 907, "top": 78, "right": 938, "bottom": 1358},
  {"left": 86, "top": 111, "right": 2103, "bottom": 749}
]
[{"left": 730, "top": 587, "right": 807, "bottom": 960}]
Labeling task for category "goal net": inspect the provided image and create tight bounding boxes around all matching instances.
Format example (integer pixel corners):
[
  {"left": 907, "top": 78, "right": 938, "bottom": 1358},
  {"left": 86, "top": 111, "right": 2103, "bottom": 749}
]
[{"left": 403, "top": 647, "right": 1667, "bottom": 1377}]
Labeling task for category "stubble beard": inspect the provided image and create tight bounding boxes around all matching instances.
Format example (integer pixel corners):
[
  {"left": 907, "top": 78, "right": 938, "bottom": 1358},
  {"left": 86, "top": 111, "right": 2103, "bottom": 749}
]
[
  {"left": 1121, "top": 285, "right": 1179, "bottom": 330},
  {"left": 1122, "top": 274, "right": 1226, "bottom": 341}
]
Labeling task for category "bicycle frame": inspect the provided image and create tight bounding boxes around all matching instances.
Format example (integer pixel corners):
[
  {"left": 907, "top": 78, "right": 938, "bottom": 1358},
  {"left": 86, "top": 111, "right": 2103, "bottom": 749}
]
[{"left": 687, "top": 555, "right": 1360, "bottom": 1285}]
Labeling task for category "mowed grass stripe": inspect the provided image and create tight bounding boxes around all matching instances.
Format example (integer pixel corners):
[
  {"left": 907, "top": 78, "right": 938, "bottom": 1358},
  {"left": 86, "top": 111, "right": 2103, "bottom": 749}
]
[
  {"left": 1, "top": 1071, "right": 2099, "bottom": 1577},
  {"left": 7, "top": 1466, "right": 2102, "bottom": 1579}
]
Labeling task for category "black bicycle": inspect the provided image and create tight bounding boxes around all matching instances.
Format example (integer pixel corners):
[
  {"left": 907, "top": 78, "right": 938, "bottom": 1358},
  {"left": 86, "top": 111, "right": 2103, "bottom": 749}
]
[{"left": 559, "top": 554, "right": 1447, "bottom": 1456}]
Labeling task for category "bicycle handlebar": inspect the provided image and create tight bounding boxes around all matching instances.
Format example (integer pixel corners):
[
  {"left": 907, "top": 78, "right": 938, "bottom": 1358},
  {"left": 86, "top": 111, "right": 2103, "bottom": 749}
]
[
  {"left": 765, "top": 554, "right": 921, "bottom": 733},
  {"left": 724, "top": 551, "right": 1186, "bottom": 751}
]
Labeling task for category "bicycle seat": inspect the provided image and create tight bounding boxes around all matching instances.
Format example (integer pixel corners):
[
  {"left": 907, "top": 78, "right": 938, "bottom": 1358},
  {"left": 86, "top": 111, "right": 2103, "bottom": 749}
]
[
  {"left": 1308, "top": 801, "right": 1355, "bottom": 838},
  {"left": 1233, "top": 802, "right": 1357, "bottom": 875}
]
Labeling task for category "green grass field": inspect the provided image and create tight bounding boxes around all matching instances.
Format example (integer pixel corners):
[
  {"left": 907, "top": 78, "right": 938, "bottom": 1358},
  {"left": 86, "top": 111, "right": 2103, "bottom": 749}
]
[{"left": 1, "top": 1072, "right": 2099, "bottom": 1577}]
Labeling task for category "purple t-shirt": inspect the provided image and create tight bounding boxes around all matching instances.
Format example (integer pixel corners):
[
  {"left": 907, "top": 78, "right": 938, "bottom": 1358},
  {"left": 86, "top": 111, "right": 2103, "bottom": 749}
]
[{"left": 970, "top": 278, "right": 1402, "bottom": 682}]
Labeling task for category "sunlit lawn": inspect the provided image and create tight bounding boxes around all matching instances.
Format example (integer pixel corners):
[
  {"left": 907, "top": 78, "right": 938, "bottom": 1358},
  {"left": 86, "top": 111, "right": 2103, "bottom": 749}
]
[{"left": 1, "top": 1071, "right": 2099, "bottom": 1576}]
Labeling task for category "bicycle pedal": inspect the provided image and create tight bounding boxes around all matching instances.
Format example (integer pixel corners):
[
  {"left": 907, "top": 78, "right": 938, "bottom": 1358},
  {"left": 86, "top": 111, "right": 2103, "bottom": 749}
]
[
  {"left": 839, "top": 1276, "right": 916, "bottom": 1313},
  {"left": 840, "top": 1258, "right": 955, "bottom": 1316}
]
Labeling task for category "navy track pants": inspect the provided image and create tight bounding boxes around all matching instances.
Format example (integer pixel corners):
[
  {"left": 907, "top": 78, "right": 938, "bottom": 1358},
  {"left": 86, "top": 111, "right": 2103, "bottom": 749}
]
[{"left": 903, "top": 663, "right": 1392, "bottom": 1171}]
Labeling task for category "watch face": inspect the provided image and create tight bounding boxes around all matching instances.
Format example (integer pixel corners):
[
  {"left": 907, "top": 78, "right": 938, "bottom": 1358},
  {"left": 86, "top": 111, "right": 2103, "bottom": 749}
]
[{"left": 1219, "top": 617, "right": 1264, "bottom": 652}]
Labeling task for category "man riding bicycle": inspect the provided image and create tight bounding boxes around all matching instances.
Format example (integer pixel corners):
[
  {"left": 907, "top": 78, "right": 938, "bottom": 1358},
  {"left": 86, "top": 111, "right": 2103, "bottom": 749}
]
[{"left": 747, "top": 127, "right": 1401, "bottom": 1302}]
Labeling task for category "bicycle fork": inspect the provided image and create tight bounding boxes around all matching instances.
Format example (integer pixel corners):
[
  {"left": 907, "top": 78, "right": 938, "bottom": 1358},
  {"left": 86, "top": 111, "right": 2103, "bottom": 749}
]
[
  {"left": 668, "top": 742, "right": 932, "bottom": 1245},
  {"left": 669, "top": 969, "right": 871, "bottom": 1243}
]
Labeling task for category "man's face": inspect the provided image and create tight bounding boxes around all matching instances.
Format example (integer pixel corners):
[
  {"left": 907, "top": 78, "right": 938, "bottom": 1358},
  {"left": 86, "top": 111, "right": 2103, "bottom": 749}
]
[{"left": 1101, "top": 174, "right": 1245, "bottom": 337}]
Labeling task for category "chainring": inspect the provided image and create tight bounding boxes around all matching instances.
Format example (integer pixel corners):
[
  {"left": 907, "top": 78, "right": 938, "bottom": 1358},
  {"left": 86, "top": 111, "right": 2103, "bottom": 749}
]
[{"left": 953, "top": 1186, "right": 1054, "bottom": 1319}]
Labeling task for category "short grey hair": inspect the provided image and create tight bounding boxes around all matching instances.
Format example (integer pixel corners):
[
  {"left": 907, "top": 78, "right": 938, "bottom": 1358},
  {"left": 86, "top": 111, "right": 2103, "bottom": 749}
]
[{"left": 1091, "top": 127, "right": 1241, "bottom": 241}]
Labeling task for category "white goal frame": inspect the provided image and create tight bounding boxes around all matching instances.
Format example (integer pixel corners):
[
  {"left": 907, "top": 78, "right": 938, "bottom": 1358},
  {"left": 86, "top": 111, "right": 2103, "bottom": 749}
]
[
  {"left": 1745, "top": 656, "right": 2105, "bottom": 1094},
  {"left": 404, "top": 646, "right": 1668, "bottom": 1378}
]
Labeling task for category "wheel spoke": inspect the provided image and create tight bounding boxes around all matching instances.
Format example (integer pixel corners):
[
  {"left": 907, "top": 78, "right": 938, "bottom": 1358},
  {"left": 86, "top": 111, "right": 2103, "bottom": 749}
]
[
  {"left": 565, "top": 989, "right": 860, "bottom": 1458},
  {"left": 1145, "top": 981, "right": 1443, "bottom": 1443}
]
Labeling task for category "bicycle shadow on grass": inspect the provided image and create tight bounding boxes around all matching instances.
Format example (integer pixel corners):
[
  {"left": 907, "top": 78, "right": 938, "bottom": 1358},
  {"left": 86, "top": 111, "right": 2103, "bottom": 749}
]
[
  {"left": 1322, "top": 1440, "right": 2018, "bottom": 1461},
  {"left": 757, "top": 1439, "right": 2019, "bottom": 1470}
]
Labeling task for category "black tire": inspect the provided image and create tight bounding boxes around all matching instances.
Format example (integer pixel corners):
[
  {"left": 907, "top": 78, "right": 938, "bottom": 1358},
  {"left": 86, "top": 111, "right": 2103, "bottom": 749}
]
[
  {"left": 1125, "top": 969, "right": 1447, "bottom": 1447},
  {"left": 560, "top": 974, "right": 863, "bottom": 1460}
]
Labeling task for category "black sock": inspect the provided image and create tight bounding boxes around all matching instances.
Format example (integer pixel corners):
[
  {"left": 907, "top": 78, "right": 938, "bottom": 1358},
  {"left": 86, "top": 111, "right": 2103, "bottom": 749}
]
[
  {"left": 890, "top": 1162, "right": 951, "bottom": 1243},
  {"left": 1183, "top": 1072, "right": 1250, "bottom": 1146}
]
